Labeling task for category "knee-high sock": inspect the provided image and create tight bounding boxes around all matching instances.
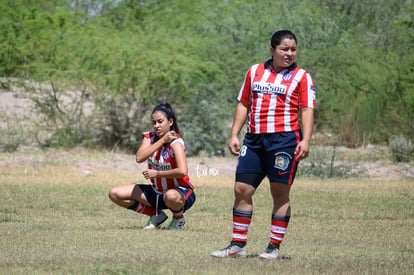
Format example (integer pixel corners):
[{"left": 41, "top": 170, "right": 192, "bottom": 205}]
[
  {"left": 269, "top": 214, "right": 290, "bottom": 248},
  {"left": 232, "top": 208, "right": 252, "bottom": 244},
  {"left": 171, "top": 208, "right": 184, "bottom": 219},
  {"left": 128, "top": 201, "right": 156, "bottom": 216}
]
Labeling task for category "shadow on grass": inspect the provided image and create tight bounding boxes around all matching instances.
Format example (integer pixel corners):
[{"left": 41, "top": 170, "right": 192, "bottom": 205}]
[{"left": 246, "top": 254, "right": 292, "bottom": 260}]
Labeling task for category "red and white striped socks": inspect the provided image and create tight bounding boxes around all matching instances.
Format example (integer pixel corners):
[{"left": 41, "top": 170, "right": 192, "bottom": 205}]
[
  {"left": 232, "top": 208, "right": 252, "bottom": 246},
  {"left": 128, "top": 201, "right": 156, "bottom": 216},
  {"left": 269, "top": 214, "right": 290, "bottom": 247}
]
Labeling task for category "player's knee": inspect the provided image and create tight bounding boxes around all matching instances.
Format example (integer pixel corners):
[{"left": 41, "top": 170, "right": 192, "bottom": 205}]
[
  {"left": 108, "top": 187, "right": 117, "bottom": 202},
  {"left": 234, "top": 182, "right": 255, "bottom": 197},
  {"left": 164, "top": 190, "right": 184, "bottom": 208},
  {"left": 164, "top": 189, "right": 178, "bottom": 201}
]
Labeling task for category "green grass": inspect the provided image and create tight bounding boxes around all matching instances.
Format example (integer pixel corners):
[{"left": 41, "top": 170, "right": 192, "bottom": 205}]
[{"left": 0, "top": 156, "right": 413, "bottom": 274}]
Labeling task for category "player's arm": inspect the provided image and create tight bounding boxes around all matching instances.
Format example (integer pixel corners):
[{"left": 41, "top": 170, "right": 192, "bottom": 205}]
[
  {"left": 143, "top": 141, "right": 188, "bottom": 179},
  {"left": 136, "top": 132, "right": 177, "bottom": 163},
  {"left": 295, "top": 107, "right": 314, "bottom": 160},
  {"left": 159, "top": 142, "right": 188, "bottom": 178},
  {"left": 229, "top": 102, "right": 248, "bottom": 155}
]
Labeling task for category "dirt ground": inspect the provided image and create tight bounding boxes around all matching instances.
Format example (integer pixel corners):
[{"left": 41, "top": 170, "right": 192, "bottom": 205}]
[{"left": 1, "top": 88, "right": 413, "bottom": 179}]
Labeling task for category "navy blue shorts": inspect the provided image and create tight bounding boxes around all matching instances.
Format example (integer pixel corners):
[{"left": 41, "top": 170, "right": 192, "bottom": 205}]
[
  {"left": 236, "top": 131, "right": 301, "bottom": 187},
  {"left": 138, "top": 184, "right": 196, "bottom": 212}
]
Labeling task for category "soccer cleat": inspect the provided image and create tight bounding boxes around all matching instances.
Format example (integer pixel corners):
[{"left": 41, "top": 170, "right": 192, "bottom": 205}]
[
  {"left": 210, "top": 242, "right": 247, "bottom": 258},
  {"left": 258, "top": 243, "right": 280, "bottom": 260},
  {"left": 143, "top": 211, "right": 168, "bottom": 230},
  {"left": 168, "top": 217, "right": 185, "bottom": 230}
]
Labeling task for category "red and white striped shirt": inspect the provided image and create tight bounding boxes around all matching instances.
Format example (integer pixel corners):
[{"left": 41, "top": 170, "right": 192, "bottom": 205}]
[
  {"left": 238, "top": 60, "right": 316, "bottom": 134},
  {"left": 144, "top": 131, "right": 194, "bottom": 194}
]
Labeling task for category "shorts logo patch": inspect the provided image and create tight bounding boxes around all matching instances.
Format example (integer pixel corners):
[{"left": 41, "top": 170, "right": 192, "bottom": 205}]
[{"left": 274, "top": 152, "right": 291, "bottom": 170}]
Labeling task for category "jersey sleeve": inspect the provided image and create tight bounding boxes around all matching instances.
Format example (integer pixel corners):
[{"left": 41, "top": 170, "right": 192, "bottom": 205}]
[
  {"left": 299, "top": 72, "right": 316, "bottom": 109},
  {"left": 171, "top": 138, "right": 184, "bottom": 148},
  {"left": 237, "top": 67, "right": 253, "bottom": 105},
  {"left": 170, "top": 138, "right": 185, "bottom": 158},
  {"left": 142, "top": 131, "right": 157, "bottom": 144}
]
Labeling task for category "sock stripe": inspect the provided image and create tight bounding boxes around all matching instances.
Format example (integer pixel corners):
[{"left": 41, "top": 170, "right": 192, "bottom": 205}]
[
  {"left": 269, "top": 215, "right": 290, "bottom": 246},
  {"left": 128, "top": 201, "right": 156, "bottom": 216},
  {"left": 232, "top": 208, "right": 252, "bottom": 244},
  {"left": 233, "top": 208, "right": 253, "bottom": 218},
  {"left": 172, "top": 208, "right": 184, "bottom": 219}
]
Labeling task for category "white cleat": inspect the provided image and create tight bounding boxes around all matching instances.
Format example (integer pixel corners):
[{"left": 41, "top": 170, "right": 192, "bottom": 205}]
[
  {"left": 211, "top": 242, "right": 247, "bottom": 258},
  {"left": 168, "top": 217, "right": 185, "bottom": 230},
  {"left": 258, "top": 243, "right": 280, "bottom": 260}
]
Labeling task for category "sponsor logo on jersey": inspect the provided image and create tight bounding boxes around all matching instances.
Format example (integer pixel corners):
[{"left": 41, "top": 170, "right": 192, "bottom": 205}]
[
  {"left": 252, "top": 83, "right": 287, "bottom": 95},
  {"left": 148, "top": 159, "right": 172, "bottom": 171}
]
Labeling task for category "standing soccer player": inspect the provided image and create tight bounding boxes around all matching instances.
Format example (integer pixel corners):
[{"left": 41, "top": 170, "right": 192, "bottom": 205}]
[{"left": 211, "top": 30, "right": 316, "bottom": 260}]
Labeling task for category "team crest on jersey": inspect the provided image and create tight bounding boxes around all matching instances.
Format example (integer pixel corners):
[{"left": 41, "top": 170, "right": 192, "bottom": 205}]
[
  {"left": 162, "top": 149, "right": 171, "bottom": 160},
  {"left": 274, "top": 152, "right": 291, "bottom": 170},
  {"left": 282, "top": 72, "right": 293, "bottom": 81}
]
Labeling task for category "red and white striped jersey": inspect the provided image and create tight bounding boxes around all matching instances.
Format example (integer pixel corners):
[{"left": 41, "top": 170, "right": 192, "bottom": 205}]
[
  {"left": 143, "top": 131, "right": 194, "bottom": 194},
  {"left": 237, "top": 60, "right": 316, "bottom": 134}
]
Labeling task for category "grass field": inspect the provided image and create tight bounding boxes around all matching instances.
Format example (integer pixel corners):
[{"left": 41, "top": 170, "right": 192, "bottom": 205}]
[{"left": 0, "top": 150, "right": 413, "bottom": 274}]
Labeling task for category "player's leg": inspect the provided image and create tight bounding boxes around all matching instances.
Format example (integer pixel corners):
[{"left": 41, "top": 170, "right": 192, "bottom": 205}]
[
  {"left": 232, "top": 179, "right": 258, "bottom": 245},
  {"left": 108, "top": 184, "right": 167, "bottom": 229},
  {"left": 108, "top": 183, "right": 149, "bottom": 208},
  {"left": 164, "top": 188, "right": 185, "bottom": 229},
  {"left": 164, "top": 188, "right": 185, "bottom": 211},
  {"left": 164, "top": 187, "right": 195, "bottom": 230},
  {"left": 259, "top": 182, "right": 291, "bottom": 260},
  {"left": 210, "top": 179, "right": 263, "bottom": 258},
  {"left": 270, "top": 182, "right": 291, "bottom": 217},
  {"left": 211, "top": 134, "right": 265, "bottom": 257},
  {"left": 259, "top": 133, "right": 299, "bottom": 260}
]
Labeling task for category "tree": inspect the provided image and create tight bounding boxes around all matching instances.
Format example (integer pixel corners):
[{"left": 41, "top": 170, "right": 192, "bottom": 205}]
[{"left": 0, "top": 0, "right": 412, "bottom": 153}]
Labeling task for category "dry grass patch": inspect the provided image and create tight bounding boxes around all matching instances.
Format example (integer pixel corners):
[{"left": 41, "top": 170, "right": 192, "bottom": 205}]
[{"left": 0, "top": 151, "right": 413, "bottom": 274}]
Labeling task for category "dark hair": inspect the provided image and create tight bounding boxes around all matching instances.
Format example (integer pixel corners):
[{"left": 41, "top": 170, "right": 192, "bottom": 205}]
[
  {"left": 151, "top": 102, "right": 180, "bottom": 135},
  {"left": 270, "top": 30, "right": 297, "bottom": 48}
]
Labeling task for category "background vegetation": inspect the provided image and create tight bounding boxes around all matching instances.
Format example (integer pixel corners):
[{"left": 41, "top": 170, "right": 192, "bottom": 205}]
[{"left": 0, "top": 0, "right": 413, "bottom": 157}]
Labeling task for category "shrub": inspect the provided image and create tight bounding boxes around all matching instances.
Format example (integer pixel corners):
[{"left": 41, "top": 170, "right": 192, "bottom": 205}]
[
  {"left": 389, "top": 135, "right": 413, "bottom": 162},
  {"left": 0, "top": 117, "right": 26, "bottom": 152},
  {"left": 297, "top": 146, "right": 363, "bottom": 178}
]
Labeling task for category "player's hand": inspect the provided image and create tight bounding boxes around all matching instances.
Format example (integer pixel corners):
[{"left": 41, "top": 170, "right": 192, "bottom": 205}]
[
  {"left": 295, "top": 140, "right": 310, "bottom": 161},
  {"left": 162, "top": 131, "right": 177, "bottom": 144},
  {"left": 228, "top": 136, "right": 240, "bottom": 156},
  {"left": 142, "top": 169, "right": 157, "bottom": 180}
]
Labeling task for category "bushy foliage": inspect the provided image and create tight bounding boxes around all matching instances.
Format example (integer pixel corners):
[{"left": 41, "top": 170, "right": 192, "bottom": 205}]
[
  {"left": 0, "top": 0, "right": 413, "bottom": 154},
  {"left": 0, "top": 117, "right": 26, "bottom": 152},
  {"left": 389, "top": 135, "right": 413, "bottom": 162},
  {"left": 297, "top": 146, "right": 363, "bottom": 178}
]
